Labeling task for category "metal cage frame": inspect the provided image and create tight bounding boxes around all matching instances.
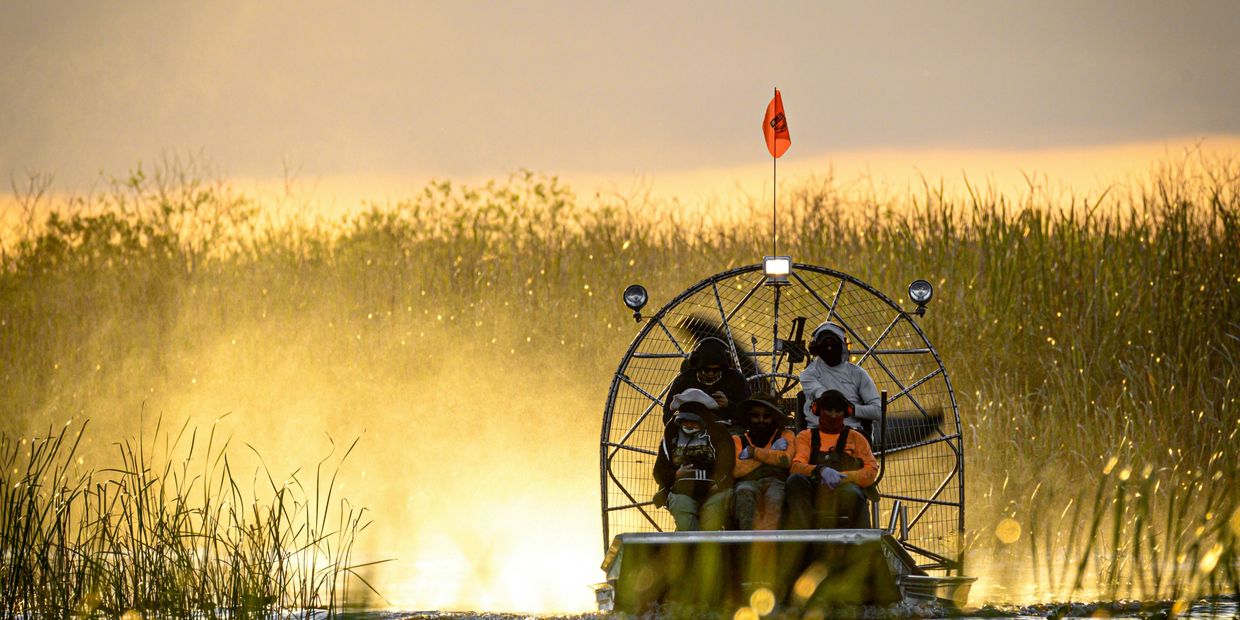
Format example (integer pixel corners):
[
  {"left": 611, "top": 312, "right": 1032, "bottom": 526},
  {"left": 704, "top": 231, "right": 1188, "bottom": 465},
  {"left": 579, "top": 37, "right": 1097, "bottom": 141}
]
[{"left": 599, "top": 263, "right": 966, "bottom": 573}]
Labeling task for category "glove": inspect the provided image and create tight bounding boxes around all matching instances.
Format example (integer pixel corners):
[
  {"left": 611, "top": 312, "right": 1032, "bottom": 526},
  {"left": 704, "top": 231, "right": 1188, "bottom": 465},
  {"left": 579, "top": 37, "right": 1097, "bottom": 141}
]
[
  {"left": 739, "top": 446, "right": 752, "bottom": 460},
  {"left": 818, "top": 466, "right": 843, "bottom": 489},
  {"left": 772, "top": 438, "right": 788, "bottom": 451},
  {"left": 653, "top": 488, "right": 669, "bottom": 508}
]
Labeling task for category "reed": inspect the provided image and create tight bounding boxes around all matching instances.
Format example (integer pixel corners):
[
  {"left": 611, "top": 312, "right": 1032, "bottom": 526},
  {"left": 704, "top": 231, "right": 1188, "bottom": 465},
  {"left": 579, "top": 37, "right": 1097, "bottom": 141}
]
[
  {"left": 0, "top": 417, "right": 378, "bottom": 617},
  {"left": 980, "top": 451, "right": 1238, "bottom": 607},
  {"left": 1, "top": 151, "right": 1237, "bottom": 606}
]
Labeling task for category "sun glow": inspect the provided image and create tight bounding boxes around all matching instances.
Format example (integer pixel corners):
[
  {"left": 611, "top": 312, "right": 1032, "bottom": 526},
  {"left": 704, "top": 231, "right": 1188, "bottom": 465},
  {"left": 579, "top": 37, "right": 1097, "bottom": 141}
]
[{"left": 379, "top": 496, "right": 601, "bottom": 612}]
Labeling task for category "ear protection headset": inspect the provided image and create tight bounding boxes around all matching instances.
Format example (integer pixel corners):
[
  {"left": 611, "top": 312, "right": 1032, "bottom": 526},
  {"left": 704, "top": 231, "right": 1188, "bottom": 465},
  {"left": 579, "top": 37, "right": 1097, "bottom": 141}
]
[
  {"left": 811, "top": 399, "right": 855, "bottom": 418},
  {"left": 807, "top": 328, "right": 844, "bottom": 359}
]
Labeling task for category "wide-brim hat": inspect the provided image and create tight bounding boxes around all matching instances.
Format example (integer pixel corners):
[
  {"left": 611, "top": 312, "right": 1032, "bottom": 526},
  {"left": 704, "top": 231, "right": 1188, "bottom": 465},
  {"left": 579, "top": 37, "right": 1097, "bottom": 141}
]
[
  {"left": 670, "top": 388, "right": 718, "bottom": 425},
  {"left": 736, "top": 392, "right": 788, "bottom": 426},
  {"left": 670, "top": 388, "right": 720, "bottom": 412}
]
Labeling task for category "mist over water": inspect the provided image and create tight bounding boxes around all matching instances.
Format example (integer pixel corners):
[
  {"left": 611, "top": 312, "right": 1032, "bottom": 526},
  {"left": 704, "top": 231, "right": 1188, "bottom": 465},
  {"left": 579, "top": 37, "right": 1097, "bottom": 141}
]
[
  {"left": 2, "top": 155, "right": 1238, "bottom": 612},
  {"left": 0, "top": 170, "right": 640, "bottom": 611},
  {"left": 2, "top": 280, "right": 614, "bottom": 611}
]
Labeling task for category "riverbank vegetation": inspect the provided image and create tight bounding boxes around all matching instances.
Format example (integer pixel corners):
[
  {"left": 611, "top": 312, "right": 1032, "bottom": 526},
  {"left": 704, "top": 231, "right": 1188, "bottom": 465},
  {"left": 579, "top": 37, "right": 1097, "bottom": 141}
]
[
  {"left": 2, "top": 151, "right": 1237, "bottom": 609},
  {"left": 0, "top": 418, "right": 375, "bottom": 617}
]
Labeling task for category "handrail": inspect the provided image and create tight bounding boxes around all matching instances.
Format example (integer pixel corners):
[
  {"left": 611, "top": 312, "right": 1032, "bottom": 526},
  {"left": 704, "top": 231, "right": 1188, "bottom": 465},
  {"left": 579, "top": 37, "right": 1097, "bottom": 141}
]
[{"left": 873, "top": 389, "right": 888, "bottom": 486}]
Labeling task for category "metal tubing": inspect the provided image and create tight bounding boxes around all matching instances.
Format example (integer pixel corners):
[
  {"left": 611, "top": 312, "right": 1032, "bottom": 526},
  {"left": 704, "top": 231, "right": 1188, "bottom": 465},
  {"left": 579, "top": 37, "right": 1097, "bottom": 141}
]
[{"left": 886, "top": 499, "right": 904, "bottom": 535}]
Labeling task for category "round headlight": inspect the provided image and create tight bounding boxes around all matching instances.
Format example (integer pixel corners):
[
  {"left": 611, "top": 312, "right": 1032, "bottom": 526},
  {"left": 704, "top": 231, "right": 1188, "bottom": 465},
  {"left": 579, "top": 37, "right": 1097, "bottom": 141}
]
[
  {"left": 623, "top": 284, "right": 648, "bottom": 312},
  {"left": 909, "top": 279, "right": 933, "bottom": 305}
]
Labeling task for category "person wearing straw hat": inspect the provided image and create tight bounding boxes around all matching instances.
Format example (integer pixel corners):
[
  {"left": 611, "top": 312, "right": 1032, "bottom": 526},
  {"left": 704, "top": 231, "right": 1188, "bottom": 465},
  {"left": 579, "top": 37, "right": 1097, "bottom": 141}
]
[{"left": 731, "top": 392, "right": 796, "bottom": 530}]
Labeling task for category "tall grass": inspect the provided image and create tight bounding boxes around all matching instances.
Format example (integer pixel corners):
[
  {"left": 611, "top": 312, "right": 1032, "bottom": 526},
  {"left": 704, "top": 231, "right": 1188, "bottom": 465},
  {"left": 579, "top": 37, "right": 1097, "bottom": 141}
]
[
  {"left": 980, "top": 446, "right": 1239, "bottom": 607},
  {"left": 1, "top": 152, "right": 1237, "bottom": 606},
  {"left": 0, "top": 417, "right": 378, "bottom": 617}
]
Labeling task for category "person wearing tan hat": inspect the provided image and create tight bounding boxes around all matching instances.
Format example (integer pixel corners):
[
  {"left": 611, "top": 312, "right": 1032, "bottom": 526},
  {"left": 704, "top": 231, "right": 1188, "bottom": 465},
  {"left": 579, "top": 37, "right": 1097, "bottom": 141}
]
[
  {"left": 652, "top": 388, "right": 736, "bottom": 531},
  {"left": 731, "top": 392, "right": 796, "bottom": 530}
]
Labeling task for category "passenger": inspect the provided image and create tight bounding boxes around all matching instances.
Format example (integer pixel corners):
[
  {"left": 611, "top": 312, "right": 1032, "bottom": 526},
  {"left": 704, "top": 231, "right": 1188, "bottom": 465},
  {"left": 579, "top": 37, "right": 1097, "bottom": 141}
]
[
  {"left": 663, "top": 337, "right": 751, "bottom": 427},
  {"left": 731, "top": 393, "right": 796, "bottom": 530},
  {"left": 785, "top": 389, "right": 878, "bottom": 530},
  {"left": 799, "top": 321, "right": 881, "bottom": 437},
  {"left": 652, "top": 389, "right": 736, "bottom": 531}
]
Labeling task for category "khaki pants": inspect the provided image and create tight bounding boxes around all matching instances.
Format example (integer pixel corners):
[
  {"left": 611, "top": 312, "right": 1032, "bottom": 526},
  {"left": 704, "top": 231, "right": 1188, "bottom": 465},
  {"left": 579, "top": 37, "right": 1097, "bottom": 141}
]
[
  {"left": 733, "top": 477, "right": 786, "bottom": 530},
  {"left": 667, "top": 490, "right": 731, "bottom": 531}
]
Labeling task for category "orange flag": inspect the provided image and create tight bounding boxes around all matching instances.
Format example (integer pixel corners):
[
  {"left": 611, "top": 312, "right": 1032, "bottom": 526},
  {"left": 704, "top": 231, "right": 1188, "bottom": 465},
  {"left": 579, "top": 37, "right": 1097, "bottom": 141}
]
[{"left": 763, "top": 89, "right": 791, "bottom": 158}]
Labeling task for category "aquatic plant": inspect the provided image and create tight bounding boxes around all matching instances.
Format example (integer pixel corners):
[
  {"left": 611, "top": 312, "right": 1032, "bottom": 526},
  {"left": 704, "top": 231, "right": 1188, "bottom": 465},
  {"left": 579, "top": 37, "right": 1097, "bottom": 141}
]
[
  {"left": 0, "top": 150, "right": 1236, "bottom": 606},
  {"left": 0, "top": 417, "right": 378, "bottom": 617}
]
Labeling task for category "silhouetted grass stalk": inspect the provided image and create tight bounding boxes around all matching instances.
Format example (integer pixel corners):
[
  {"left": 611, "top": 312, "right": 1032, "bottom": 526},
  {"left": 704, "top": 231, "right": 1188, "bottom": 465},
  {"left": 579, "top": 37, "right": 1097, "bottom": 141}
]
[
  {"left": 1, "top": 150, "right": 1237, "bottom": 605},
  {"left": 0, "top": 418, "right": 377, "bottom": 617}
]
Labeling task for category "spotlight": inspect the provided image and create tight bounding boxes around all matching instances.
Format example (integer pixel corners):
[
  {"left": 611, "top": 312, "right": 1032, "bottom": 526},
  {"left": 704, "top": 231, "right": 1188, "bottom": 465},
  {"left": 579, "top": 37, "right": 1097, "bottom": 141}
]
[
  {"left": 763, "top": 256, "right": 791, "bottom": 284},
  {"left": 623, "top": 284, "right": 648, "bottom": 321},
  {"left": 908, "top": 279, "right": 933, "bottom": 316}
]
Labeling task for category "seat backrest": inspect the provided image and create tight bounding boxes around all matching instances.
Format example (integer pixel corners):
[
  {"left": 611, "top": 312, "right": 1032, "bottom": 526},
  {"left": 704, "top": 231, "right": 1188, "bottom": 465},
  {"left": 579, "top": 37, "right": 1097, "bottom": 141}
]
[{"left": 794, "top": 391, "right": 807, "bottom": 433}]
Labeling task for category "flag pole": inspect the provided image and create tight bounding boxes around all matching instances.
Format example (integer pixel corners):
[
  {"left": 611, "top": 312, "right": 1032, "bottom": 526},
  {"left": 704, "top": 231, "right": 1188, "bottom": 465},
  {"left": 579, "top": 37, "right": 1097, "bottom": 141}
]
[{"left": 772, "top": 86, "right": 777, "bottom": 258}]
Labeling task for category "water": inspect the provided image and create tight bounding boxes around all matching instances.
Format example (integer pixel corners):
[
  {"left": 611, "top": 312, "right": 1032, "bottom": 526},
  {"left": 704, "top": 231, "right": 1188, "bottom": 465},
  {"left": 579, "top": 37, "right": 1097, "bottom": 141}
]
[
  {"left": 974, "top": 597, "right": 1238, "bottom": 619},
  {"left": 320, "top": 596, "right": 1238, "bottom": 619}
]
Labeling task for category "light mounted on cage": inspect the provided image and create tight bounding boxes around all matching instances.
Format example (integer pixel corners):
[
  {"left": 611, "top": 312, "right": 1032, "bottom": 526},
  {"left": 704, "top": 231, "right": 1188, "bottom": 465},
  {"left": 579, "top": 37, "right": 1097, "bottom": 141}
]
[
  {"left": 622, "top": 284, "right": 648, "bottom": 321},
  {"left": 763, "top": 256, "right": 791, "bottom": 285},
  {"left": 908, "top": 279, "right": 933, "bottom": 316}
]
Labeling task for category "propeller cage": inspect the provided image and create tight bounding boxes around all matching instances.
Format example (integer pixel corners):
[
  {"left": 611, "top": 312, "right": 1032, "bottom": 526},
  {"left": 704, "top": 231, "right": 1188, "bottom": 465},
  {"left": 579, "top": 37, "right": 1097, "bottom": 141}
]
[{"left": 600, "top": 263, "right": 965, "bottom": 574}]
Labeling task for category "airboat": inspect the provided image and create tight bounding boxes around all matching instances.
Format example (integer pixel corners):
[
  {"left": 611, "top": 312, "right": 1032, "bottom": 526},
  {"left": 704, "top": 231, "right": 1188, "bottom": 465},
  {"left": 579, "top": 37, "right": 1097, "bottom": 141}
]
[{"left": 595, "top": 257, "right": 976, "bottom": 613}]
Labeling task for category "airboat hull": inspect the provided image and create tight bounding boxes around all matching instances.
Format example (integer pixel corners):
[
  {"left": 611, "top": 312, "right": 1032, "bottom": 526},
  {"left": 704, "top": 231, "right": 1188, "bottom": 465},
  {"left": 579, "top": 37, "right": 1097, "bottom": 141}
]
[{"left": 596, "top": 529, "right": 975, "bottom": 613}]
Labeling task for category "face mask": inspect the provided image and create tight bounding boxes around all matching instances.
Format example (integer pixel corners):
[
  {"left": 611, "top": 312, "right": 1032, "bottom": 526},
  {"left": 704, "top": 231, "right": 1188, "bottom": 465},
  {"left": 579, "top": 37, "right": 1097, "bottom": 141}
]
[
  {"left": 696, "top": 368, "right": 723, "bottom": 385},
  {"left": 680, "top": 425, "right": 707, "bottom": 441},
  {"left": 820, "top": 413, "right": 846, "bottom": 434},
  {"left": 813, "top": 401, "right": 848, "bottom": 433},
  {"left": 748, "top": 415, "right": 778, "bottom": 445},
  {"left": 819, "top": 337, "right": 844, "bottom": 366}
]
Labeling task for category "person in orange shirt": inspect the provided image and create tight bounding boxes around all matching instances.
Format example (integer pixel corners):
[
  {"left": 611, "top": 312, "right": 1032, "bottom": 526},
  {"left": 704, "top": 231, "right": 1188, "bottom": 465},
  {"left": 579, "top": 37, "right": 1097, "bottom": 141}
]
[
  {"left": 731, "top": 393, "right": 796, "bottom": 529},
  {"left": 785, "top": 389, "right": 878, "bottom": 529}
]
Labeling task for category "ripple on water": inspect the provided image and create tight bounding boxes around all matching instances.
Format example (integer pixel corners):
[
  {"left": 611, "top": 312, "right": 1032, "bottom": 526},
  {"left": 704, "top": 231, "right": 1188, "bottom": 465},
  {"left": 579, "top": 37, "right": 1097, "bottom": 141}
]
[
  {"left": 969, "top": 595, "right": 1238, "bottom": 619},
  {"left": 324, "top": 596, "right": 1237, "bottom": 620}
]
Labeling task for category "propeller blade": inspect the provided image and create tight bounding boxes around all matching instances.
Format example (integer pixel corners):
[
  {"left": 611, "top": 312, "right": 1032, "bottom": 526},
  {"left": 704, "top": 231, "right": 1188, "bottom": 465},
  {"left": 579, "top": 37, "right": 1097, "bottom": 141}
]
[
  {"left": 879, "top": 407, "right": 946, "bottom": 453},
  {"left": 673, "top": 314, "right": 771, "bottom": 393}
]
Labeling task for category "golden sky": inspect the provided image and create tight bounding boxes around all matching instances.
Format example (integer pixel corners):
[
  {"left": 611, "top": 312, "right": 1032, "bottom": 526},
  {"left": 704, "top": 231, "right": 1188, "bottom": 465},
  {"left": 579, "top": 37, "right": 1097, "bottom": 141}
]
[{"left": 3, "top": 1, "right": 1239, "bottom": 194}]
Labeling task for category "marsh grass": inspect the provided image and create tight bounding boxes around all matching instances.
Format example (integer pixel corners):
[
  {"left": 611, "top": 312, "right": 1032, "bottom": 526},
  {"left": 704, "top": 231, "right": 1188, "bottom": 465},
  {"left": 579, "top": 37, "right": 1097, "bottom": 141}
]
[
  {"left": 983, "top": 450, "right": 1239, "bottom": 607},
  {"left": 1, "top": 152, "right": 1238, "bottom": 607},
  {"left": 0, "top": 417, "right": 379, "bottom": 617}
]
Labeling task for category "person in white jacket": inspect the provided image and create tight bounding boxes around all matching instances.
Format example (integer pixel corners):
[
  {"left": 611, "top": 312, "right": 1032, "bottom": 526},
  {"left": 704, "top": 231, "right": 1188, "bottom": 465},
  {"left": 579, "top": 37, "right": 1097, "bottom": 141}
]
[{"left": 799, "top": 321, "right": 881, "bottom": 436}]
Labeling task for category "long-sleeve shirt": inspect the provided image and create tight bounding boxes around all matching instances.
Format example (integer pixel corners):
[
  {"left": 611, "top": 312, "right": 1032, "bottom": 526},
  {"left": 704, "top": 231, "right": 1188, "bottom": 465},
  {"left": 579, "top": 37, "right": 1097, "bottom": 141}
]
[
  {"left": 799, "top": 359, "right": 881, "bottom": 429},
  {"left": 791, "top": 428, "right": 879, "bottom": 488},
  {"left": 653, "top": 421, "right": 735, "bottom": 496},
  {"left": 662, "top": 370, "right": 751, "bottom": 425},
  {"left": 732, "top": 429, "right": 796, "bottom": 479}
]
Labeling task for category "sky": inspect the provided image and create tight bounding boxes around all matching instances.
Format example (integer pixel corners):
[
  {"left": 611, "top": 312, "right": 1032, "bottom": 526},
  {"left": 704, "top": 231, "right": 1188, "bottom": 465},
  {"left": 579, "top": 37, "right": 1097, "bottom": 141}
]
[{"left": 3, "top": 0, "right": 1240, "bottom": 200}]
